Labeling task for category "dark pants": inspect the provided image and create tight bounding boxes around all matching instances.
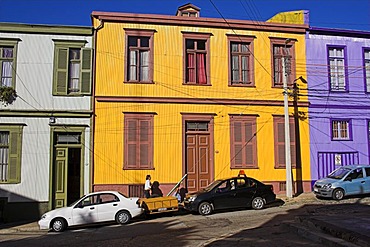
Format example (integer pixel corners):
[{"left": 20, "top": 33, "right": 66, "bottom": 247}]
[{"left": 144, "top": 190, "right": 150, "bottom": 198}]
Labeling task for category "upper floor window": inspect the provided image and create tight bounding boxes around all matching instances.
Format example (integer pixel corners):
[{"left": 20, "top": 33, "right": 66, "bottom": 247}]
[
  {"left": 332, "top": 120, "right": 350, "bottom": 140},
  {"left": 230, "top": 115, "right": 258, "bottom": 168},
  {"left": 328, "top": 46, "right": 347, "bottom": 91},
  {"left": 364, "top": 49, "right": 370, "bottom": 92},
  {"left": 0, "top": 125, "right": 23, "bottom": 184},
  {"left": 124, "top": 113, "right": 154, "bottom": 170},
  {"left": 228, "top": 35, "right": 255, "bottom": 86},
  {"left": 183, "top": 32, "right": 211, "bottom": 85},
  {"left": 0, "top": 39, "right": 19, "bottom": 88},
  {"left": 125, "top": 29, "right": 155, "bottom": 83},
  {"left": 53, "top": 40, "right": 92, "bottom": 96},
  {"left": 270, "top": 38, "right": 295, "bottom": 88},
  {"left": 273, "top": 116, "right": 296, "bottom": 168}
]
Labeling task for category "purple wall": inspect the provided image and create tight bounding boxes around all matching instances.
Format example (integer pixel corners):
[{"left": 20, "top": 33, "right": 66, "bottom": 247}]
[{"left": 307, "top": 28, "right": 370, "bottom": 182}]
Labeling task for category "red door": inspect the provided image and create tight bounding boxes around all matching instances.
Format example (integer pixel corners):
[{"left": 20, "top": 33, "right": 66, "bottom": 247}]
[{"left": 186, "top": 134, "right": 211, "bottom": 192}]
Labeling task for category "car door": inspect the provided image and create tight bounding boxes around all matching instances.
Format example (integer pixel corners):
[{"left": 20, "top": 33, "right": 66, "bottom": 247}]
[
  {"left": 72, "top": 195, "right": 99, "bottom": 225},
  {"left": 234, "top": 178, "right": 256, "bottom": 207},
  {"left": 96, "top": 193, "right": 120, "bottom": 222},
  {"left": 212, "top": 179, "right": 239, "bottom": 210},
  {"left": 343, "top": 168, "right": 366, "bottom": 195},
  {"left": 363, "top": 167, "right": 370, "bottom": 193}
]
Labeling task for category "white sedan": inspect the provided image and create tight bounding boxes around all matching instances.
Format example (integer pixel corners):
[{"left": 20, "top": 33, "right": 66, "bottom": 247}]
[{"left": 38, "top": 191, "right": 144, "bottom": 232}]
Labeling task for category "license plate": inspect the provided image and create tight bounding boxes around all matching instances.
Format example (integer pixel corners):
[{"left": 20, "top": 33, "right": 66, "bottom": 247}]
[{"left": 158, "top": 207, "right": 167, "bottom": 212}]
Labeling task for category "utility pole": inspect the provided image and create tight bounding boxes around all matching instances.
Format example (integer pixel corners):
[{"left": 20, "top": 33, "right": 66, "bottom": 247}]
[{"left": 283, "top": 39, "right": 293, "bottom": 198}]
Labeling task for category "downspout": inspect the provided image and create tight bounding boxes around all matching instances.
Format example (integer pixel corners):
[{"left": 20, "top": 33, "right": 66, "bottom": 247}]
[{"left": 90, "top": 18, "right": 104, "bottom": 192}]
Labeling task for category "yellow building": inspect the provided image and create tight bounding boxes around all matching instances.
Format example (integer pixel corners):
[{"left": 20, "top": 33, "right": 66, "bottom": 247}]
[{"left": 91, "top": 4, "right": 310, "bottom": 196}]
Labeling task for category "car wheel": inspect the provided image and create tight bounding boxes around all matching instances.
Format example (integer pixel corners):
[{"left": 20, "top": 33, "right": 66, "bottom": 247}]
[
  {"left": 116, "top": 210, "right": 131, "bottom": 224},
  {"left": 332, "top": 188, "right": 345, "bottom": 200},
  {"left": 198, "top": 202, "right": 212, "bottom": 216},
  {"left": 251, "top": 197, "right": 265, "bottom": 210},
  {"left": 51, "top": 218, "right": 67, "bottom": 232}
]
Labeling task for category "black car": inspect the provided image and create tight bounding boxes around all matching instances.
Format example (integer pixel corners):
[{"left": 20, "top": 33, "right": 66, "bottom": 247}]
[{"left": 184, "top": 175, "right": 276, "bottom": 215}]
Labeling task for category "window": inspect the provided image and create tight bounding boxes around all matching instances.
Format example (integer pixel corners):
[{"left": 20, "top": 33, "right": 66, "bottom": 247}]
[
  {"left": 332, "top": 120, "right": 350, "bottom": 140},
  {"left": 365, "top": 167, "right": 370, "bottom": 177},
  {"left": 183, "top": 32, "right": 211, "bottom": 85},
  {"left": 0, "top": 125, "right": 23, "bottom": 183},
  {"left": 124, "top": 114, "right": 154, "bottom": 169},
  {"left": 0, "top": 39, "right": 19, "bottom": 88},
  {"left": 228, "top": 35, "right": 255, "bottom": 86},
  {"left": 273, "top": 116, "right": 296, "bottom": 168},
  {"left": 230, "top": 115, "right": 257, "bottom": 168},
  {"left": 53, "top": 40, "right": 92, "bottom": 95},
  {"left": 328, "top": 46, "right": 347, "bottom": 91},
  {"left": 124, "top": 29, "right": 154, "bottom": 83},
  {"left": 364, "top": 49, "right": 370, "bottom": 92},
  {"left": 270, "top": 38, "right": 295, "bottom": 88}
]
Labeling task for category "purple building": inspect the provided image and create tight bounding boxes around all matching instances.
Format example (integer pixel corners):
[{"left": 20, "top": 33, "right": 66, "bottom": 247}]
[{"left": 307, "top": 27, "right": 370, "bottom": 183}]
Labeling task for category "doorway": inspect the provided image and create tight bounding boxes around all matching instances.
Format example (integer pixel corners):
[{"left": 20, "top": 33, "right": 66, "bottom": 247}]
[{"left": 183, "top": 116, "right": 214, "bottom": 192}]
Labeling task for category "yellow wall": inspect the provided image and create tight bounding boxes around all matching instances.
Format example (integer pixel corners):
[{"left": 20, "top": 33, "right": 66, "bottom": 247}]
[{"left": 93, "top": 17, "right": 310, "bottom": 186}]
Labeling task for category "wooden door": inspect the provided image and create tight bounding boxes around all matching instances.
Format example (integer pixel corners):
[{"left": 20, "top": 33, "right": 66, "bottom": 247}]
[
  {"left": 54, "top": 147, "right": 68, "bottom": 208},
  {"left": 186, "top": 134, "right": 211, "bottom": 192}
]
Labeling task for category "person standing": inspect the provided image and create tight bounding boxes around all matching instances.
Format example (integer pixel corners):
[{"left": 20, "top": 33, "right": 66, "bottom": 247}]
[{"left": 144, "top": 175, "right": 151, "bottom": 198}]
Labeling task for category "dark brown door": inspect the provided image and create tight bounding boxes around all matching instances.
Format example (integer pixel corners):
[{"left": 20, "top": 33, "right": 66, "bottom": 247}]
[{"left": 186, "top": 134, "right": 211, "bottom": 192}]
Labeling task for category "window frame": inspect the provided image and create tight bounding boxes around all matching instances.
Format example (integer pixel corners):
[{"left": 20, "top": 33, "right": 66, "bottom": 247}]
[
  {"left": 0, "top": 38, "right": 20, "bottom": 88},
  {"left": 0, "top": 124, "right": 24, "bottom": 184},
  {"left": 227, "top": 34, "right": 255, "bottom": 87},
  {"left": 124, "top": 29, "right": 155, "bottom": 84},
  {"left": 182, "top": 32, "right": 211, "bottom": 85},
  {"left": 363, "top": 48, "right": 370, "bottom": 93},
  {"left": 270, "top": 38, "right": 296, "bottom": 88},
  {"left": 229, "top": 115, "right": 258, "bottom": 169},
  {"left": 327, "top": 45, "right": 348, "bottom": 92},
  {"left": 52, "top": 40, "right": 92, "bottom": 96},
  {"left": 123, "top": 113, "right": 154, "bottom": 170},
  {"left": 273, "top": 116, "right": 296, "bottom": 169},
  {"left": 331, "top": 119, "right": 352, "bottom": 141}
]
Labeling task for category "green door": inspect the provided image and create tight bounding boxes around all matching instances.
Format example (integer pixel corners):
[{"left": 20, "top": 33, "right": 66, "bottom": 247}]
[{"left": 54, "top": 147, "right": 68, "bottom": 208}]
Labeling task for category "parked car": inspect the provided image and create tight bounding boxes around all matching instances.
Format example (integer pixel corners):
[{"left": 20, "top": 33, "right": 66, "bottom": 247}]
[
  {"left": 313, "top": 165, "right": 370, "bottom": 200},
  {"left": 184, "top": 174, "right": 276, "bottom": 215},
  {"left": 38, "top": 191, "right": 144, "bottom": 232}
]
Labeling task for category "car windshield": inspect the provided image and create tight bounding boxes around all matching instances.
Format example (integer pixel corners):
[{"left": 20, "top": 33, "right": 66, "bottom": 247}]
[
  {"left": 327, "top": 167, "right": 351, "bottom": 179},
  {"left": 202, "top": 180, "right": 222, "bottom": 192}
]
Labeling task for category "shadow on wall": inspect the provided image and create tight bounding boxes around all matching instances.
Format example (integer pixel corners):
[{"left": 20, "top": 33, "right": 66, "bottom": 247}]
[{"left": 0, "top": 188, "right": 47, "bottom": 224}]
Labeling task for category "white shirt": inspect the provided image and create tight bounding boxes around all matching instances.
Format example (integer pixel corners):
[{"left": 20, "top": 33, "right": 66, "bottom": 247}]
[{"left": 145, "top": 180, "right": 151, "bottom": 190}]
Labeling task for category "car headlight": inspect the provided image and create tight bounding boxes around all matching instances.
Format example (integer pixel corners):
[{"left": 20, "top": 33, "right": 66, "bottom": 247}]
[
  {"left": 188, "top": 196, "right": 197, "bottom": 202},
  {"left": 322, "top": 184, "right": 332, "bottom": 189}
]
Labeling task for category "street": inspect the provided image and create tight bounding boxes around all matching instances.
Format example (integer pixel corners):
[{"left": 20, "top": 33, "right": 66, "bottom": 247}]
[{"left": 1, "top": 193, "right": 370, "bottom": 247}]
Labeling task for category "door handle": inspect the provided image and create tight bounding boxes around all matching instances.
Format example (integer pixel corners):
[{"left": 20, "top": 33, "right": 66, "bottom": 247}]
[
  {"left": 90, "top": 207, "right": 95, "bottom": 210},
  {"left": 361, "top": 181, "right": 365, "bottom": 183},
  {"left": 113, "top": 204, "right": 118, "bottom": 206}
]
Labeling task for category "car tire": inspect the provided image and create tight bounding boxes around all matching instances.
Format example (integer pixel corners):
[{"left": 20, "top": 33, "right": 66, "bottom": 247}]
[
  {"left": 51, "top": 218, "right": 67, "bottom": 232},
  {"left": 198, "top": 202, "right": 213, "bottom": 216},
  {"left": 251, "top": 197, "right": 265, "bottom": 210},
  {"left": 116, "top": 210, "right": 131, "bottom": 224},
  {"left": 332, "top": 188, "right": 345, "bottom": 200}
]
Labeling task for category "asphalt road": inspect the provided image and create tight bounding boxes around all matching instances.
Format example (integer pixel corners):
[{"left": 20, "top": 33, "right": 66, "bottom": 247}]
[{"left": 1, "top": 193, "right": 370, "bottom": 247}]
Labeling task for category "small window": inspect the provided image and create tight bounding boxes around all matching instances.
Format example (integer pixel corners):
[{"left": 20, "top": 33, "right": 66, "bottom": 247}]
[
  {"left": 186, "top": 122, "right": 208, "bottom": 131},
  {"left": 364, "top": 49, "right": 370, "bottom": 93},
  {"left": 56, "top": 133, "right": 81, "bottom": 144},
  {"left": 0, "top": 39, "right": 19, "bottom": 88},
  {"left": 53, "top": 40, "right": 92, "bottom": 96},
  {"left": 328, "top": 46, "right": 347, "bottom": 91},
  {"left": 124, "top": 29, "right": 155, "bottom": 83},
  {"left": 332, "top": 120, "right": 350, "bottom": 140},
  {"left": 0, "top": 125, "right": 23, "bottom": 184}
]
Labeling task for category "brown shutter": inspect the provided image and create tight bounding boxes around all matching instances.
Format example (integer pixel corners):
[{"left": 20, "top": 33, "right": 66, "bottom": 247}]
[
  {"left": 232, "top": 121, "right": 243, "bottom": 168},
  {"left": 244, "top": 122, "right": 254, "bottom": 166},
  {"left": 277, "top": 121, "right": 286, "bottom": 167},
  {"left": 126, "top": 120, "right": 137, "bottom": 169},
  {"left": 139, "top": 120, "right": 150, "bottom": 168}
]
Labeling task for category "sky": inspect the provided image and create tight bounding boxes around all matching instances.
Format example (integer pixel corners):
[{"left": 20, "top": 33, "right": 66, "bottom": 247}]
[{"left": 0, "top": 0, "right": 369, "bottom": 31}]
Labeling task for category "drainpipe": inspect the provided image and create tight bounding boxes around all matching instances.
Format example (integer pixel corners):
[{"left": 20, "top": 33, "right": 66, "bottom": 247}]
[{"left": 90, "top": 18, "right": 104, "bottom": 193}]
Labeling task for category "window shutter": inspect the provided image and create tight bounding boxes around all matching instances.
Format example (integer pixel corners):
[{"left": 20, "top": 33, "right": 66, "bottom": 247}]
[
  {"left": 126, "top": 120, "right": 137, "bottom": 169},
  {"left": 7, "top": 127, "right": 22, "bottom": 183},
  {"left": 289, "top": 122, "right": 296, "bottom": 167},
  {"left": 232, "top": 121, "right": 243, "bottom": 168},
  {"left": 245, "top": 122, "right": 254, "bottom": 166},
  {"left": 54, "top": 47, "right": 68, "bottom": 95},
  {"left": 80, "top": 48, "right": 92, "bottom": 95},
  {"left": 139, "top": 120, "right": 150, "bottom": 169},
  {"left": 277, "top": 122, "right": 286, "bottom": 167}
]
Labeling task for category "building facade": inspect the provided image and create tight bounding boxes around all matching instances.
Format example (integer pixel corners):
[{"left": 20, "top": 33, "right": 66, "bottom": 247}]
[
  {"left": 0, "top": 23, "right": 93, "bottom": 222},
  {"left": 307, "top": 27, "right": 370, "bottom": 183},
  {"left": 91, "top": 4, "right": 311, "bottom": 197}
]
